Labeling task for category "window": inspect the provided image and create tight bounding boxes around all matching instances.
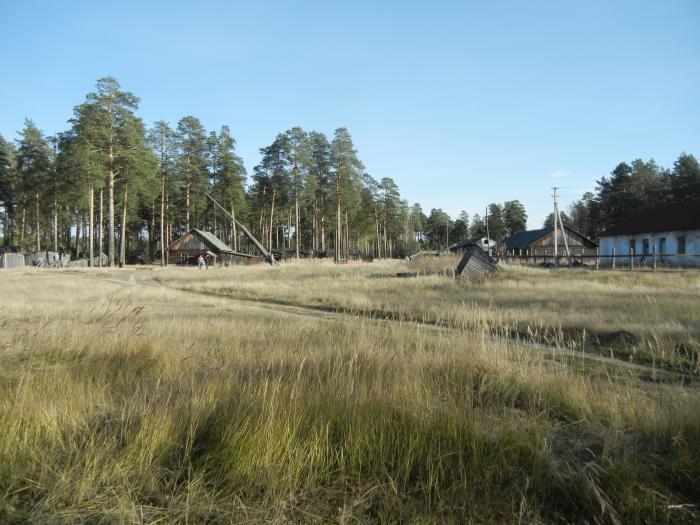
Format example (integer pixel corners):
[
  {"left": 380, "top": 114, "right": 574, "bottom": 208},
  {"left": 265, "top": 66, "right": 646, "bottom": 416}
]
[
  {"left": 180, "top": 252, "right": 189, "bottom": 263},
  {"left": 677, "top": 235, "right": 686, "bottom": 255},
  {"left": 659, "top": 238, "right": 666, "bottom": 255},
  {"left": 642, "top": 239, "right": 649, "bottom": 255}
]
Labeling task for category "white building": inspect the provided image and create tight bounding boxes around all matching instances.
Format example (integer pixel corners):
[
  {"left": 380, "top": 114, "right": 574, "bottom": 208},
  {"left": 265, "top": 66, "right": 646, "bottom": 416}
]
[
  {"left": 598, "top": 200, "right": 700, "bottom": 267},
  {"left": 449, "top": 236, "right": 496, "bottom": 254}
]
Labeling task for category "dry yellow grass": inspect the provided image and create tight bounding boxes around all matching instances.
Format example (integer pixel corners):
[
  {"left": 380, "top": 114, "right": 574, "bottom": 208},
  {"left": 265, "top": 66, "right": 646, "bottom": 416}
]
[
  {"left": 161, "top": 259, "right": 700, "bottom": 374},
  {"left": 0, "top": 265, "right": 699, "bottom": 523}
]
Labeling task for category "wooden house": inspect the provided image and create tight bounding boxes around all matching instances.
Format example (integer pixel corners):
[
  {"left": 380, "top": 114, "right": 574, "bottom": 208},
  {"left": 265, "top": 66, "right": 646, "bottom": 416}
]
[
  {"left": 503, "top": 225, "right": 597, "bottom": 257},
  {"left": 598, "top": 199, "right": 700, "bottom": 267},
  {"left": 167, "top": 229, "right": 262, "bottom": 266}
]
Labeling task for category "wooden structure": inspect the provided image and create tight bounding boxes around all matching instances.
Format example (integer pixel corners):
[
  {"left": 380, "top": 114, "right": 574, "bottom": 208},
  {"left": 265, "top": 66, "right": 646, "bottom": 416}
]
[
  {"left": 503, "top": 225, "right": 597, "bottom": 257},
  {"left": 0, "top": 252, "right": 25, "bottom": 269},
  {"left": 167, "top": 229, "right": 262, "bottom": 266},
  {"left": 455, "top": 245, "right": 499, "bottom": 277},
  {"left": 206, "top": 193, "right": 274, "bottom": 265}
]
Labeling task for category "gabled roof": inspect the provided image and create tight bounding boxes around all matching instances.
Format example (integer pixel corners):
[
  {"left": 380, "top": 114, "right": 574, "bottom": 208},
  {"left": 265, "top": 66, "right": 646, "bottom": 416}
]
[
  {"left": 168, "top": 229, "right": 235, "bottom": 253},
  {"left": 504, "top": 225, "right": 597, "bottom": 249},
  {"left": 192, "top": 229, "right": 235, "bottom": 252},
  {"left": 599, "top": 200, "right": 700, "bottom": 237},
  {"left": 504, "top": 227, "right": 552, "bottom": 249}
]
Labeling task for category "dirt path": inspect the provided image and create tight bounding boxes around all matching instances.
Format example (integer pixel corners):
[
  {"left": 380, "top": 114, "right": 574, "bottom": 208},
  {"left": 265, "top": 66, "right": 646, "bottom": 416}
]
[{"left": 61, "top": 269, "right": 693, "bottom": 387}]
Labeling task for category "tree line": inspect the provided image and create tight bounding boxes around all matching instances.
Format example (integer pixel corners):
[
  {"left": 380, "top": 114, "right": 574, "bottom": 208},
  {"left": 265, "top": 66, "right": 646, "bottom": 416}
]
[
  {"left": 0, "top": 77, "right": 533, "bottom": 265},
  {"left": 552, "top": 155, "right": 700, "bottom": 239},
  {"left": 1, "top": 77, "right": 696, "bottom": 265}
]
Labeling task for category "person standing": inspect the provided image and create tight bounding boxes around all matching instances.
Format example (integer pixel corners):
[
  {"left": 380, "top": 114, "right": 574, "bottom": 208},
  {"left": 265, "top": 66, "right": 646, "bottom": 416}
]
[{"left": 197, "top": 255, "right": 204, "bottom": 269}]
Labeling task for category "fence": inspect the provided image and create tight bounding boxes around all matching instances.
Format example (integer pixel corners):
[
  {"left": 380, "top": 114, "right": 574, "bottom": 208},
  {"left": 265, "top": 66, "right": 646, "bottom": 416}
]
[
  {"left": 499, "top": 250, "right": 700, "bottom": 270},
  {"left": 0, "top": 252, "right": 25, "bottom": 269}
]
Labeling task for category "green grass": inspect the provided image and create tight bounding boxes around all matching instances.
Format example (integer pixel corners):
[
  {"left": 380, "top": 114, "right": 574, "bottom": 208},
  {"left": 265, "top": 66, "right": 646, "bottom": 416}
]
[{"left": 0, "top": 265, "right": 698, "bottom": 523}]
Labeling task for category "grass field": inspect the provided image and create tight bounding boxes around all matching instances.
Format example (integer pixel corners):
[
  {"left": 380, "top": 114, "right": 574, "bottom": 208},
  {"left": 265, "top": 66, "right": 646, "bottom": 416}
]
[
  {"left": 1, "top": 262, "right": 699, "bottom": 523},
  {"left": 164, "top": 260, "right": 700, "bottom": 375}
]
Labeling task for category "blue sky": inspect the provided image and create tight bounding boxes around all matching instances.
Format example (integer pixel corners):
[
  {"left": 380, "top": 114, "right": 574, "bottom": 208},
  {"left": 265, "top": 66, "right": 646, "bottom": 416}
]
[{"left": 1, "top": 0, "right": 698, "bottom": 227}]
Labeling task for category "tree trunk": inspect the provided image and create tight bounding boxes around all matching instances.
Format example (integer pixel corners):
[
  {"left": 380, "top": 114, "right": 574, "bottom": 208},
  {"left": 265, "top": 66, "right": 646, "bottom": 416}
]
[
  {"left": 345, "top": 210, "right": 349, "bottom": 260},
  {"left": 312, "top": 199, "right": 317, "bottom": 253},
  {"left": 99, "top": 189, "right": 104, "bottom": 267},
  {"left": 75, "top": 212, "right": 81, "bottom": 259},
  {"left": 20, "top": 207, "right": 26, "bottom": 251},
  {"left": 160, "top": 174, "right": 166, "bottom": 266},
  {"left": 269, "top": 187, "right": 276, "bottom": 252},
  {"left": 295, "top": 194, "right": 300, "bottom": 259},
  {"left": 335, "top": 180, "right": 341, "bottom": 264},
  {"left": 53, "top": 194, "right": 58, "bottom": 252},
  {"left": 320, "top": 194, "right": 326, "bottom": 254},
  {"left": 64, "top": 206, "right": 71, "bottom": 251},
  {"left": 120, "top": 186, "right": 128, "bottom": 267},
  {"left": 185, "top": 183, "right": 190, "bottom": 231},
  {"left": 383, "top": 215, "right": 388, "bottom": 259},
  {"left": 88, "top": 185, "right": 94, "bottom": 267},
  {"left": 108, "top": 169, "right": 115, "bottom": 266},
  {"left": 231, "top": 205, "right": 237, "bottom": 252},
  {"left": 35, "top": 192, "right": 40, "bottom": 253}
]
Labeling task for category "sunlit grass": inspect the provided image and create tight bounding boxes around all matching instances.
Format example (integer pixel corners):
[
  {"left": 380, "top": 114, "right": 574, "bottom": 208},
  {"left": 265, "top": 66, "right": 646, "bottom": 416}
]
[{"left": 161, "top": 260, "right": 700, "bottom": 375}]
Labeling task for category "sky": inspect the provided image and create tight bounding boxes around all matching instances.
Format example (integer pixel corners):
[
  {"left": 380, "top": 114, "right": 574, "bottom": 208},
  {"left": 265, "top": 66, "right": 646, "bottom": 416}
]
[{"left": 1, "top": 0, "right": 698, "bottom": 228}]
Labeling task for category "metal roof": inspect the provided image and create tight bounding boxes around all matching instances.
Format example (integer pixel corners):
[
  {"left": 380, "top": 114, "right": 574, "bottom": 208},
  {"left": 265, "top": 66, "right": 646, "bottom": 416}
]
[
  {"left": 191, "top": 229, "right": 235, "bottom": 253},
  {"left": 599, "top": 199, "right": 700, "bottom": 237},
  {"left": 504, "top": 227, "right": 553, "bottom": 249},
  {"left": 504, "top": 225, "right": 597, "bottom": 249},
  {"left": 167, "top": 229, "right": 235, "bottom": 253}
]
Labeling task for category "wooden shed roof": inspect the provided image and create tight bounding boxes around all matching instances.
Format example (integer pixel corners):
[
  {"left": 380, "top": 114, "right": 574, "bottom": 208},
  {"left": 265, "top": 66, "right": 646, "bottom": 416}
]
[{"left": 168, "top": 229, "right": 235, "bottom": 253}]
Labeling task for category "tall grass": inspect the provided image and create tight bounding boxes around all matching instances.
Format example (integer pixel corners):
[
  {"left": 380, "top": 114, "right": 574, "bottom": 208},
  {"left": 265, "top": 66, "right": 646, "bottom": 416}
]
[
  {"left": 0, "top": 268, "right": 698, "bottom": 523},
  {"left": 163, "top": 260, "right": 700, "bottom": 375}
]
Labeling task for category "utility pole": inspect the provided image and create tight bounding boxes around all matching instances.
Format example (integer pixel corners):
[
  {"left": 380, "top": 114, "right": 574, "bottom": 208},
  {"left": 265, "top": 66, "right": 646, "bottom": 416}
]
[
  {"left": 552, "top": 187, "right": 558, "bottom": 263},
  {"left": 446, "top": 218, "right": 449, "bottom": 250},
  {"left": 485, "top": 205, "right": 490, "bottom": 256},
  {"left": 552, "top": 187, "right": 570, "bottom": 267}
]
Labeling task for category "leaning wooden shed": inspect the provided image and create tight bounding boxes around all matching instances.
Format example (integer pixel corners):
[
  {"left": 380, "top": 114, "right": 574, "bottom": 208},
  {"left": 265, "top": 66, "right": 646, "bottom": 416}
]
[
  {"left": 167, "top": 229, "right": 263, "bottom": 265},
  {"left": 455, "top": 245, "right": 499, "bottom": 277}
]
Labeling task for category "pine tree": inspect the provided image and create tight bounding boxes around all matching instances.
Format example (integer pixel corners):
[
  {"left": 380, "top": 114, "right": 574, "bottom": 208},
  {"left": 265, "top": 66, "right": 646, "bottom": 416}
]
[
  {"left": 209, "top": 125, "right": 246, "bottom": 251},
  {"left": 0, "top": 135, "right": 16, "bottom": 246},
  {"left": 670, "top": 153, "right": 700, "bottom": 201},
  {"left": 486, "top": 203, "right": 505, "bottom": 242},
  {"left": 308, "top": 131, "right": 332, "bottom": 254},
  {"left": 71, "top": 77, "right": 143, "bottom": 266},
  {"left": 175, "top": 116, "right": 209, "bottom": 233},
  {"left": 330, "top": 128, "right": 364, "bottom": 262},
  {"left": 286, "top": 127, "right": 309, "bottom": 258},
  {"left": 503, "top": 200, "right": 527, "bottom": 237},
  {"left": 15, "top": 119, "right": 52, "bottom": 252},
  {"left": 148, "top": 121, "right": 176, "bottom": 265}
]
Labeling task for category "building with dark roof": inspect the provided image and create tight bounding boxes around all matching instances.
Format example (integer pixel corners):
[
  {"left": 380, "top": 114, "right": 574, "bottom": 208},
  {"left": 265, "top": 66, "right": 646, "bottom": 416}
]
[
  {"left": 598, "top": 200, "right": 700, "bottom": 266},
  {"left": 503, "top": 225, "right": 597, "bottom": 256}
]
